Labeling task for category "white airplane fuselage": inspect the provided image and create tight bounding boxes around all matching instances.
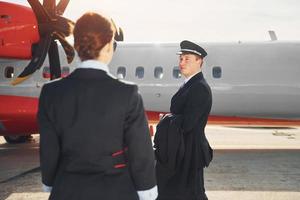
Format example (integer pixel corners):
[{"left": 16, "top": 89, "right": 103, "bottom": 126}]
[
  {"left": 1, "top": 41, "right": 300, "bottom": 136},
  {"left": 111, "top": 42, "right": 300, "bottom": 119}
]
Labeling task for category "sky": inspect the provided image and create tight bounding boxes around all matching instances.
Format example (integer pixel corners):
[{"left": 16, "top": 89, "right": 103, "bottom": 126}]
[{"left": 8, "top": 0, "right": 300, "bottom": 42}]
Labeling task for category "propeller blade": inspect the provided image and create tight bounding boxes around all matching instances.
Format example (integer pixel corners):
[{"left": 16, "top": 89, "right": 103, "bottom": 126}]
[
  {"left": 48, "top": 39, "right": 61, "bottom": 80},
  {"left": 111, "top": 18, "right": 124, "bottom": 42},
  {"left": 56, "top": 0, "right": 70, "bottom": 15},
  {"left": 115, "top": 27, "right": 124, "bottom": 41},
  {"left": 113, "top": 41, "right": 117, "bottom": 51},
  {"left": 19, "top": 0, "right": 73, "bottom": 85},
  {"left": 11, "top": 34, "right": 52, "bottom": 85},
  {"left": 43, "top": 0, "right": 56, "bottom": 16},
  {"left": 55, "top": 16, "right": 74, "bottom": 36},
  {"left": 53, "top": 32, "right": 75, "bottom": 64},
  {"left": 27, "top": 0, "right": 52, "bottom": 24}
]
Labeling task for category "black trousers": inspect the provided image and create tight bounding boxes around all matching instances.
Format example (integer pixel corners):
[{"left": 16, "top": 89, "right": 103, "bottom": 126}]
[{"left": 156, "top": 163, "right": 208, "bottom": 200}]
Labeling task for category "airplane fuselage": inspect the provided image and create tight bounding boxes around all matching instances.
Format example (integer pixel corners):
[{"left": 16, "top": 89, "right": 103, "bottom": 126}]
[
  {"left": 1, "top": 41, "right": 300, "bottom": 136},
  {"left": 111, "top": 42, "right": 300, "bottom": 119}
]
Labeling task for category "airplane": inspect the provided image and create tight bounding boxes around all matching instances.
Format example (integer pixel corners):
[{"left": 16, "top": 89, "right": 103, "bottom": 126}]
[{"left": 1, "top": 1, "right": 300, "bottom": 144}]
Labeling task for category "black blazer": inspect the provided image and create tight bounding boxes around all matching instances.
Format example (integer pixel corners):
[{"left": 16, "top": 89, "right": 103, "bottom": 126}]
[
  {"left": 38, "top": 68, "right": 156, "bottom": 200},
  {"left": 171, "top": 71, "right": 213, "bottom": 168}
]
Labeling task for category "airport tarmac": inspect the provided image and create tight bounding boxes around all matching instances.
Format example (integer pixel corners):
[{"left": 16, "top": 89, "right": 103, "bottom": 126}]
[{"left": 0, "top": 125, "right": 299, "bottom": 200}]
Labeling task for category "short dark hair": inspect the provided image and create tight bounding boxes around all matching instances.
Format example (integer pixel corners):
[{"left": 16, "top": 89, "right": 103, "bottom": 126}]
[{"left": 73, "top": 12, "right": 113, "bottom": 61}]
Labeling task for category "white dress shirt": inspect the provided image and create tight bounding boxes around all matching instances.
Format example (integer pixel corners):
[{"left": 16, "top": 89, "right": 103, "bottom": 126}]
[{"left": 77, "top": 59, "right": 109, "bottom": 72}]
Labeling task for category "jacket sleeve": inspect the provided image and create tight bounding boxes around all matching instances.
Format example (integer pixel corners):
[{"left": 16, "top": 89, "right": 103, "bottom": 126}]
[
  {"left": 124, "top": 85, "right": 156, "bottom": 190},
  {"left": 180, "top": 84, "right": 210, "bottom": 133},
  {"left": 37, "top": 85, "right": 61, "bottom": 186}
]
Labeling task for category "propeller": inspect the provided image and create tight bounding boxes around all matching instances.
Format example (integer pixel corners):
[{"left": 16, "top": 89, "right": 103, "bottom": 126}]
[
  {"left": 111, "top": 19, "right": 124, "bottom": 51},
  {"left": 11, "top": 0, "right": 75, "bottom": 85}
]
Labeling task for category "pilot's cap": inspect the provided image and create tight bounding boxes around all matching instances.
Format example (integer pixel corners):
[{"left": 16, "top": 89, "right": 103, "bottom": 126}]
[{"left": 177, "top": 40, "right": 207, "bottom": 58}]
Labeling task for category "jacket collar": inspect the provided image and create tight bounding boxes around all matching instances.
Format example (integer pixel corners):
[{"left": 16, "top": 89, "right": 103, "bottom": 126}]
[
  {"left": 67, "top": 60, "right": 117, "bottom": 79},
  {"left": 184, "top": 69, "right": 202, "bottom": 84},
  {"left": 171, "top": 72, "right": 204, "bottom": 103},
  {"left": 67, "top": 68, "right": 116, "bottom": 80},
  {"left": 183, "top": 72, "right": 204, "bottom": 88}
]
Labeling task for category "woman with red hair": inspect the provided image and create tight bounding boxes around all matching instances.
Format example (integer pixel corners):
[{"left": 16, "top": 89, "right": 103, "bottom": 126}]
[{"left": 38, "top": 12, "right": 157, "bottom": 200}]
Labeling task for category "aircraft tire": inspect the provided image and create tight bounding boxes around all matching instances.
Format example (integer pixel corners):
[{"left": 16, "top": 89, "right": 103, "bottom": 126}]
[{"left": 3, "top": 135, "right": 28, "bottom": 144}]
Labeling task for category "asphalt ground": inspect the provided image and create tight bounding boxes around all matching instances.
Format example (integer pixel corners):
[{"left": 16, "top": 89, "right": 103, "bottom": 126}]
[{"left": 0, "top": 125, "right": 299, "bottom": 200}]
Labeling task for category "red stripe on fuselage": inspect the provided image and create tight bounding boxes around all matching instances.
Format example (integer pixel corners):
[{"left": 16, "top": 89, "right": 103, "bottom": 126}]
[
  {"left": 146, "top": 111, "right": 300, "bottom": 126},
  {"left": 1, "top": 95, "right": 300, "bottom": 136}
]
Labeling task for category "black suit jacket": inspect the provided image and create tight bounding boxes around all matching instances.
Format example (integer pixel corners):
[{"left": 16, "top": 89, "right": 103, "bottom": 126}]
[
  {"left": 38, "top": 68, "right": 156, "bottom": 200},
  {"left": 171, "top": 71, "right": 213, "bottom": 168}
]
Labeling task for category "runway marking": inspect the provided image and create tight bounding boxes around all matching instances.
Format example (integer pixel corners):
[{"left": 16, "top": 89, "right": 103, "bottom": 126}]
[
  {"left": 211, "top": 146, "right": 300, "bottom": 150},
  {"left": 0, "top": 147, "right": 39, "bottom": 150},
  {"left": 5, "top": 191, "right": 300, "bottom": 200},
  {"left": 206, "top": 191, "right": 300, "bottom": 200},
  {"left": 0, "top": 167, "right": 40, "bottom": 184},
  {"left": 6, "top": 192, "right": 49, "bottom": 200},
  {"left": 0, "top": 147, "right": 18, "bottom": 150}
]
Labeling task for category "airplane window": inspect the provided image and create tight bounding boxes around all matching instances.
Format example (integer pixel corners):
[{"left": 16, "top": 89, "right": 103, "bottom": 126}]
[
  {"left": 173, "top": 66, "right": 181, "bottom": 79},
  {"left": 213, "top": 66, "right": 222, "bottom": 78},
  {"left": 42, "top": 66, "right": 50, "bottom": 79},
  {"left": 136, "top": 66, "right": 144, "bottom": 79},
  {"left": 117, "top": 67, "right": 126, "bottom": 79},
  {"left": 61, "top": 66, "right": 70, "bottom": 77},
  {"left": 5, "top": 66, "right": 14, "bottom": 78},
  {"left": 154, "top": 67, "right": 163, "bottom": 79},
  {"left": 0, "top": 15, "right": 10, "bottom": 19}
]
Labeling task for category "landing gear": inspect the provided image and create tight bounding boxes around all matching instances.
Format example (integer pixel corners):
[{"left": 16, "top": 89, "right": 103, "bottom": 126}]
[{"left": 3, "top": 135, "right": 31, "bottom": 144}]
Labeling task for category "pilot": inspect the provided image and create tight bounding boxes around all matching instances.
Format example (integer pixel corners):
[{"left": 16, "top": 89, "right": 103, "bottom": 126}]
[
  {"left": 156, "top": 40, "right": 213, "bottom": 200},
  {"left": 38, "top": 12, "right": 157, "bottom": 200}
]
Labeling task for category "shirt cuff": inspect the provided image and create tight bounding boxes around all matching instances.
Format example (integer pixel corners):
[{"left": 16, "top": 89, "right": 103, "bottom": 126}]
[
  {"left": 42, "top": 184, "right": 52, "bottom": 192},
  {"left": 137, "top": 185, "right": 158, "bottom": 200}
]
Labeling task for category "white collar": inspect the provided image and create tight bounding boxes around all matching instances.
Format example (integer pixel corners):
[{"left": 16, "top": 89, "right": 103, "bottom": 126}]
[
  {"left": 77, "top": 60, "right": 109, "bottom": 73},
  {"left": 184, "top": 70, "right": 201, "bottom": 84}
]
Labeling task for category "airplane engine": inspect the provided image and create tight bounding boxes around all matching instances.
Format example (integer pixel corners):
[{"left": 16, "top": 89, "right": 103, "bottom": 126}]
[
  {"left": 0, "top": 2, "right": 40, "bottom": 59},
  {"left": 0, "top": 0, "right": 123, "bottom": 85}
]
